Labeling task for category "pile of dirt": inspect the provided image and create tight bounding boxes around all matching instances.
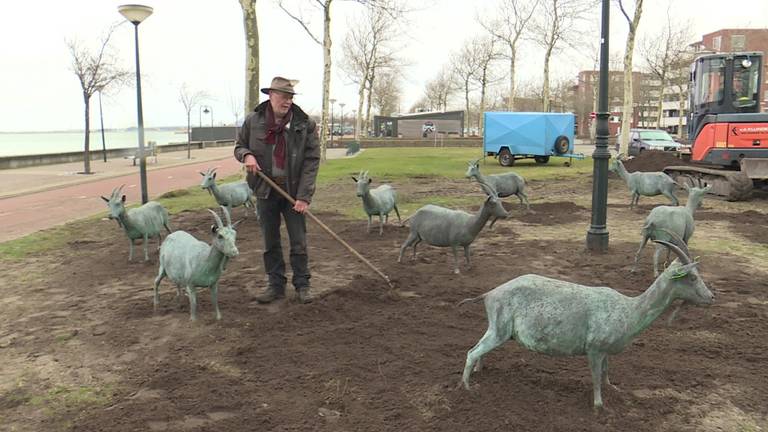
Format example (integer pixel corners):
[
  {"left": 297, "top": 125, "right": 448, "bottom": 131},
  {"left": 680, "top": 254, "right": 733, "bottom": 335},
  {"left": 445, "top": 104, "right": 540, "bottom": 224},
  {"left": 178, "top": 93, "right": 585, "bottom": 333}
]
[{"left": 622, "top": 151, "right": 695, "bottom": 173}]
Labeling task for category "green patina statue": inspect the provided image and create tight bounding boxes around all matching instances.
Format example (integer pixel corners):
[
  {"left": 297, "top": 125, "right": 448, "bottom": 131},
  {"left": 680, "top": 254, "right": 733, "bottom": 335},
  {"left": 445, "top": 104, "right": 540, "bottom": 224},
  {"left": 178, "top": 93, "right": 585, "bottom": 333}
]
[
  {"left": 101, "top": 185, "right": 171, "bottom": 261},
  {"left": 153, "top": 206, "right": 241, "bottom": 321},
  {"left": 459, "top": 230, "right": 714, "bottom": 408}
]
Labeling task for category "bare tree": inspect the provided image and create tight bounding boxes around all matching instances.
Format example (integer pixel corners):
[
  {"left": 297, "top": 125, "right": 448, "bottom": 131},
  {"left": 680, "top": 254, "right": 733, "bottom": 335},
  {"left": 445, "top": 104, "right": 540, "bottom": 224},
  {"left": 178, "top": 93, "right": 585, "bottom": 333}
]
[
  {"left": 617, "top": 0, "right": 644, "bottom": 155},
  {"left": 67, "top": 24, "right": 130, "bottom": 175},
  {"left": 640, "top": 10, "right": 692, "bottom": 131},
  {"left": 278, "top": 0, "right": 406, "bottom": 159},
  {"left": 424, "top": 68, "right": 455, "bottom": 112},
  {"left": 470, "top": 36, "right": 504, "bottom": 134},
  {"left": 450, "top": 39, "right": 483, "bottom": 131},
  {"left": 371, "top": 68, "right": 401, "bottom": 117},
  {"left": 179, "top": 84, "right": 208, "bottom": 159},
  {"left": 340, "top": 5, "right": 398, "bottom": 139},
  {"left": 479, "top": 0, "right": 538, "bottom": 111},
  {"left": 532, "top": 0, "right": 593, "bottom": 112},
  {"left": 239, "top": 0, "right": 259, "bottom": 114}
]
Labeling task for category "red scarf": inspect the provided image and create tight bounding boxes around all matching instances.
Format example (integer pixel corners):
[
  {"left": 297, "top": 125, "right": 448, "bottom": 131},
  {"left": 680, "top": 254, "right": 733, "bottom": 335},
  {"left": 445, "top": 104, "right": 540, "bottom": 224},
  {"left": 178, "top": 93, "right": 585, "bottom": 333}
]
[{"left": 265, "top": 104, "right": 292, "bottom": 170}]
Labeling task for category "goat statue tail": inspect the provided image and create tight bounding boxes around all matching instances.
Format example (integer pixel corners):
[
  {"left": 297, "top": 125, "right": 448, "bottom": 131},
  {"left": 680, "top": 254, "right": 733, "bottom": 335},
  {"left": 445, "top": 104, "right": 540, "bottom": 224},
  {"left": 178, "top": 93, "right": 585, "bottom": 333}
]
[{"left": 456, "top": 294, "right": 486, "bottom": 308}]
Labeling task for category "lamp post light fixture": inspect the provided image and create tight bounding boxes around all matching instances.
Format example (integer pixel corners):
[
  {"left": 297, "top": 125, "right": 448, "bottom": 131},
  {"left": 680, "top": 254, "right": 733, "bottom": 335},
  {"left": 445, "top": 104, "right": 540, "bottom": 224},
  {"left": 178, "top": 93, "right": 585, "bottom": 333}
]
[
  {"left": 329, "top": 98, "right": 336, "bottom": 147},
  {"left": 586, "top": 0, "right": 611, "bottom": 252},
  {"left": 118, "top": 3, "right": 153, "bottom": 204}
]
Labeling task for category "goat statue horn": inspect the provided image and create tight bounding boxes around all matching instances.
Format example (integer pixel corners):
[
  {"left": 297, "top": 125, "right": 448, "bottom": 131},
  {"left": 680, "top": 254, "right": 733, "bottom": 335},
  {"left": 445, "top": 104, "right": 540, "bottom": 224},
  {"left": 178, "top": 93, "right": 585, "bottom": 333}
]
[
  {"left": 207, "top": 209, "right": 224, "bottom": 228},
  {"left": 651, "top": 228, "right": 692, "bottom": 265},
  {"left": 220, "top": 205, "right": 232, "bottom": 226},
  {"left": 477, "top": 181, "right": 498, "bottom": 198}
]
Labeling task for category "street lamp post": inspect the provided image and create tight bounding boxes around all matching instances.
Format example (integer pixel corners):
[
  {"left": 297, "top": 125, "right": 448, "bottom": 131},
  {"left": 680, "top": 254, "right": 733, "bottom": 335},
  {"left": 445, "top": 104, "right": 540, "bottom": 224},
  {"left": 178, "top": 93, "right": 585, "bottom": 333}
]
[
  {"left": 339, "top": 102, "right": 346, "bottom": 140},
  {"left": 118, "top": 4, "right": 153, "bottom": 204},
  {"left": 329, "top": 98, "right": 336, "bottom": 148},
  {"left": 586, "top": 0, "right": 611, "bottom": 252}
]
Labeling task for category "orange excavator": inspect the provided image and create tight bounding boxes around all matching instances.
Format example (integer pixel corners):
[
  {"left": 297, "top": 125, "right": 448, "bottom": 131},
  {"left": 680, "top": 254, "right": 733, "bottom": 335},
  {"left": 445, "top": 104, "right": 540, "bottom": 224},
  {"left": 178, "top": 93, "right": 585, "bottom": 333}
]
[{"left": 664, "top": 51, "right": 768, "bottom": 200}]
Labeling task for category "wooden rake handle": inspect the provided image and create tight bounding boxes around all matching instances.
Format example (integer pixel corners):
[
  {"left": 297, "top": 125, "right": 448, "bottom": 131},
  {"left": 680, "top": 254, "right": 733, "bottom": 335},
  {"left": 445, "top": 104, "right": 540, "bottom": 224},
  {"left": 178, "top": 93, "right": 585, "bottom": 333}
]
[{"left": 255, "top": 171, "right": 393, "bottom": 289}]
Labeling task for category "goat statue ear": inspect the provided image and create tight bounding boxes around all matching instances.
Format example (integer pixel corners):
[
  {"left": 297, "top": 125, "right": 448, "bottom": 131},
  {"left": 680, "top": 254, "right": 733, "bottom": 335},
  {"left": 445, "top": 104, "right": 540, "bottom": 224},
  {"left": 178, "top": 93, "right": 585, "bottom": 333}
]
[
  {"left": 100, "top": 196, "right": 109, "bottom": 203},
  {"left": 233, "top": 219, "right": 244, "bottom": 229},
  {"left": 351, "top": 176, "right": 358, "bottom": 182},
  {"left": 121, "top": 195, "right": 127, "bottom": 203},
  {"left": 212, "top": 172, "right": 217, "bottom": 179},
  {"left": 368, "top": 178, "right": 372, "bottom": 184},
  {"left": 199, "top": 172, "right": 205, "bottom": 176},
  {"left": 211, "top": 224, "right": 218, "bottom": 233}
]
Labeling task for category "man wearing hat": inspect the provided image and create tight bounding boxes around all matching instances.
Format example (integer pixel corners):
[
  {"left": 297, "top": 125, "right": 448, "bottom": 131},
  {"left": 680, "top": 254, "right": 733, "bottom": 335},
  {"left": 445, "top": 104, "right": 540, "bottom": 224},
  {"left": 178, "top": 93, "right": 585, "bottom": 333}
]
[{"left": 234, "top": 77, "right": 320, "bottom": 304}]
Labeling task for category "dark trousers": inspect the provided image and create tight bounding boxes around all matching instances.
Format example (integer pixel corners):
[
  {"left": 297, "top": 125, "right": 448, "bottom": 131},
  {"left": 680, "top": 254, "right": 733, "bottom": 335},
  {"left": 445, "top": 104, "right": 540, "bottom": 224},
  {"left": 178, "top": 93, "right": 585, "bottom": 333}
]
[{"left": 257, "top": 194, "right": 310, "bottom": 292}]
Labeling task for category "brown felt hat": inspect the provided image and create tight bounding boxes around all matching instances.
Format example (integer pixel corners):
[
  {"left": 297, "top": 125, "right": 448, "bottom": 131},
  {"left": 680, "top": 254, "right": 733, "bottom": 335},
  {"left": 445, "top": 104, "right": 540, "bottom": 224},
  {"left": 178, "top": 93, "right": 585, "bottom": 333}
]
[{"left": 260, "top": 76, "right": 299, "bottom": 95}]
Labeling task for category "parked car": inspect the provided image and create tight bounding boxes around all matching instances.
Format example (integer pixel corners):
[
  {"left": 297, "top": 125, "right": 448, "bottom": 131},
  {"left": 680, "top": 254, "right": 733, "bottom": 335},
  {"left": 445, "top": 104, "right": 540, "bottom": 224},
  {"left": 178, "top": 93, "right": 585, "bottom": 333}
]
[{"left": 627, "top": 129, "right": 682, "bottom": 156}]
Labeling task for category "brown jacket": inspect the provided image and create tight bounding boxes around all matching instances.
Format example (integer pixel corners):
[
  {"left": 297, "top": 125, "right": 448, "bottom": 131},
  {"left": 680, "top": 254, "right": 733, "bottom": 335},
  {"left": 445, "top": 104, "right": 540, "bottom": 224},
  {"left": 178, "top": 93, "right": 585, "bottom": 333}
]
[{"left": 234, "top": 101, "right": 320, "bottom": 203}]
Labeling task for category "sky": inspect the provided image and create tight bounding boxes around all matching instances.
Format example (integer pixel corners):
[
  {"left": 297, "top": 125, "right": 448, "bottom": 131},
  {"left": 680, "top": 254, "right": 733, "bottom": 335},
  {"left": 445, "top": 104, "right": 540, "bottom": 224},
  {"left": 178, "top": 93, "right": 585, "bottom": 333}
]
[{"left": 1, "top": 0, "right": 767, "bottom": 132}]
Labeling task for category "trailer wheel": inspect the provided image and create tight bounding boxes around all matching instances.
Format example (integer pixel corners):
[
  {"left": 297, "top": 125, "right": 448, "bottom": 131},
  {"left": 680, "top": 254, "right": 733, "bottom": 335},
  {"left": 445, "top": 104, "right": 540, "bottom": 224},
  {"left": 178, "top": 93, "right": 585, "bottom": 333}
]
[
  {"left": 554, "top": 136, "right": 569, "bottom": 154},
  {"left": 534, "top": 156, "right": 550, "bottom": 164},
  {"left": 499, "top": 149, "right": 515, "bottom": 166}
]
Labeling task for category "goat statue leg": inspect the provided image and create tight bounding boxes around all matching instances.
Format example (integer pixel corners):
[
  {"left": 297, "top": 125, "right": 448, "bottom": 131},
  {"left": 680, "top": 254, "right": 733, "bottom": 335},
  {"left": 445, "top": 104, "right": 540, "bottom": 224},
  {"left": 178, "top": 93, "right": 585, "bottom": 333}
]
[
  {"left": 367, "top": 215, "right": 372, "bottom": 234},
  {"left": 128, "top": 239, "right": 135, "bottom": 261},
  {"left": 379, "top": 214, "right": 385, "bottom": 236},
  {"left": 462, "top": 325, "right": 510, "bottom": 390},
  {"left": 211, "top": 283, "right": 222, "bottom": 320},
  {"left": 451, "top": 245, "right": 461, "bottom": 274},
  {"left": 393, "top": 205, "right": 401, "bottom": 223},
  {"left": 398, "top": 232, "right": 418, "bottom": 263},
  {"left": 464, "top": 245, "right": 471, "bottom": 270},
  {"left": 153, "top": 265, "right": 166, "bottom": 311},
  {"left": 143, "top": 233, "right": 150, "bottom": 261},
  {"left": 631, "top": 234, "right": 650, "bottom": 273},
  {"left": 186, "top": 285, "right": 198, "bottom": 321},
  {"left": 587, "top": 351, "right": 607, "bottom": 408},
  {"left": 653, "top": 244, "right": 665, "bottom": 277}
]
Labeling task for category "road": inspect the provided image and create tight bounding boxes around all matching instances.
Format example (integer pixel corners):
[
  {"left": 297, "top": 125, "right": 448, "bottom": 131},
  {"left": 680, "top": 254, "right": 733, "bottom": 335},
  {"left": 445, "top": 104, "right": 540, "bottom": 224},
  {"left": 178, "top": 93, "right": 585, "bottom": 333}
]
[{"left": 0, "top": 157, "right": 241, "bottom": 243}]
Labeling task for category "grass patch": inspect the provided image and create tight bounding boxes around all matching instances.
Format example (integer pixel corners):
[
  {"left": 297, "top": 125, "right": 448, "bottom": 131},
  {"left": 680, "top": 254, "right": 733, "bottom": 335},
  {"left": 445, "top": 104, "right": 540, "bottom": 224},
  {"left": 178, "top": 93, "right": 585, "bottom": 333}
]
[
  {"left": 28, "top": 384, "right": 112, "bottom": 412},
  {"left": 0, "top": 217, "right": 99, "bottom": 260},
  {"left": 0, "top": 176, "right": 243, "bottom": 261},
  {"left": 317, "top": 147, "right": 593, "bottom": 183}
]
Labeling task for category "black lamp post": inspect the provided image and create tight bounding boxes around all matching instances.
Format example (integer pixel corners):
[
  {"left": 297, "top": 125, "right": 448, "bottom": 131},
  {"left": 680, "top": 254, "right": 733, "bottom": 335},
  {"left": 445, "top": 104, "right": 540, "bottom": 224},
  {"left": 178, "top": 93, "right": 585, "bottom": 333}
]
[
  {"left": 329, "top": 98, "right": 336, "bottom": 147},
  {"left": 339, "top": 102, "right": 346, "bottom": 139},
  {"left": 586, "top": 0, "right": 611, "bottom": 252},
  {"left": 118, "top": 4, "right": 153, "bottom": 204}
]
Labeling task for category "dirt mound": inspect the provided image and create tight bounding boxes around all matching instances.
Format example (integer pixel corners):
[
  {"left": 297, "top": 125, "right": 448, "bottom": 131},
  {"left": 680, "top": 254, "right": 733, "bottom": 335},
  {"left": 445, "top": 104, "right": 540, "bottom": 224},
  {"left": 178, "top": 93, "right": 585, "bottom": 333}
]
[
  {"left": 622, "top": 151, "right": 695, "bottom": 173},
  {"left": 697, "top": 209, "right": 768, "bottom": 244},
  {"left": 504, "top": 201, "right": 589, "bottom": 225}
]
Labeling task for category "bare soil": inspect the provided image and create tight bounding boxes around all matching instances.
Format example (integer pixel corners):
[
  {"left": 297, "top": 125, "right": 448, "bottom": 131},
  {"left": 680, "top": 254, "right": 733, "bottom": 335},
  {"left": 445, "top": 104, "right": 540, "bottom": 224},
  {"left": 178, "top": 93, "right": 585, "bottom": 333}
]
[
  {"left": 1, "top": 175, "right": 767, "bottom": 432},
  {"left": 621, "top": 151, "right": 696, "bottom": 173}
]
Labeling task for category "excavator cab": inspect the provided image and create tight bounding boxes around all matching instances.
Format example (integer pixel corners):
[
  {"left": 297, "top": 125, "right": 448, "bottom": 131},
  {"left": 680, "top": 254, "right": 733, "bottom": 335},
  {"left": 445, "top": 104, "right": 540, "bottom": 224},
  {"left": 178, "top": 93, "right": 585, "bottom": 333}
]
[
  {"left": 664, "top": 52, "right": 768, "bottom": 200},
  {"left": 687, "top": 52, "right": 763, "bottom": 138}
]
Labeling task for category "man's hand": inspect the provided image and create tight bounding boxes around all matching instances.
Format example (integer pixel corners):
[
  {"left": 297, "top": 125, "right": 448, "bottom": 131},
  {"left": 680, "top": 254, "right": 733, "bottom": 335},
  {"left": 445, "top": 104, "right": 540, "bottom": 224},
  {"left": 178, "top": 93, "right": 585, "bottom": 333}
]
[
  {"left": 293, "top": 200, "right": 310, "bottom": 214},
  {"left": 244, "top": 154, "right": 261, "bottom": 174}
]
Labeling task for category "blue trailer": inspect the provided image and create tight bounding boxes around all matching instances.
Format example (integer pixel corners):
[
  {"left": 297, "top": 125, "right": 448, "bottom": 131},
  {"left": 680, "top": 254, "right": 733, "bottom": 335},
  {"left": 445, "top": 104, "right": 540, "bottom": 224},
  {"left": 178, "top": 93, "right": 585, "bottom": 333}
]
[{"left": 484, "top": 112, "right": 580, "bottom": 166}]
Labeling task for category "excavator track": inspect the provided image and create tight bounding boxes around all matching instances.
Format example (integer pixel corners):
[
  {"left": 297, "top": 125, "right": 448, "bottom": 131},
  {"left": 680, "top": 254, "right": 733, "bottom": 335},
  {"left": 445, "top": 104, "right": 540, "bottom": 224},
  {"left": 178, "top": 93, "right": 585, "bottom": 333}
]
[{"left": 663, "top": 165, "right": 753, "bottom": 201}]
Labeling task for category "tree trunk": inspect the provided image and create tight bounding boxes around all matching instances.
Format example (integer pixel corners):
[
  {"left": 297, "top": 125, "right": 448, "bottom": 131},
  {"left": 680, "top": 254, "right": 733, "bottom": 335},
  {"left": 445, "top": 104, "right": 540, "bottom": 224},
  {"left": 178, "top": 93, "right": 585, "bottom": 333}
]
[
  {"left": 656, "top": 75, "right": 664, "bottom": 129},
  {"left": 83, "top": 93, "right": 91, "bottom": 174},
  {"left": 619, "top": 0, "right": 643, "bottom": 156},
  {"left": 319, "top": 0, "right": 333, "bottom": 161},
  {"left": 186, "top": 113, "right": 192, "bottom": 159},
  {"left": 508, "top": 52, "right": 516, "bottom": 111},
  {"left": 464, "top": 81, "right": 470, "bottom": 135},
  {"left": 355, "top": 78, "right": 365, "bottom": 140},
  {"left": 240, "top": 0, "right": 259, "bottom": 115},
  {"left": 479, "top": 72, "right": 487, "bottom": 135},
  {"left": 364, "top": 72, "right": 374, "bottom": 138},
  {"left": 542, "top": 47, "right": 553, "bottom": 112},
  {"left": 677, "top": 85, "right": 685, "bottom": 138}
]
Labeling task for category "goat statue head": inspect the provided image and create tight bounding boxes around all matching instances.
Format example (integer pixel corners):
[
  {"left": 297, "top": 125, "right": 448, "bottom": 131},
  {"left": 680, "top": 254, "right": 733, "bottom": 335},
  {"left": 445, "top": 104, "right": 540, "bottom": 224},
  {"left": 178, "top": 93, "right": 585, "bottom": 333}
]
[{"left": 209, "top": 206, "right": 241, "bottom": 258}]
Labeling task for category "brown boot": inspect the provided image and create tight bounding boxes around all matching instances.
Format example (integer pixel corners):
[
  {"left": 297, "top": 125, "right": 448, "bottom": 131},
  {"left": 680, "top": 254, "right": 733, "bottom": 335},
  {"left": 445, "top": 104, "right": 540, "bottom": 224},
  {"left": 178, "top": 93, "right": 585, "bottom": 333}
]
[
  {"left": 255, "top": 287, "right": 285, "bottom": 304},
  {"left": 296, "top": 287, "right": 313, "bottom": 304}
]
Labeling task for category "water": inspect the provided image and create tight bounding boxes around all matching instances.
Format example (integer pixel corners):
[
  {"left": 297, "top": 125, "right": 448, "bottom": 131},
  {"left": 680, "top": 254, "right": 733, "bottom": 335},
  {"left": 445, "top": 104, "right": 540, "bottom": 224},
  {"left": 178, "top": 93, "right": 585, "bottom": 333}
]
[{"left": 0, "top": 130, "right": 186, "bottom": 157}]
